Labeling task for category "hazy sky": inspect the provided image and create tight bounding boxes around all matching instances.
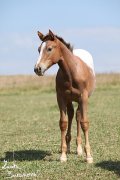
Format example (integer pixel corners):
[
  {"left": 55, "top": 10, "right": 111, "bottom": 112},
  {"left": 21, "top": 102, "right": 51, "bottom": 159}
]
[{"left": 0, "top": 0, "right": 120, "bottom": 75}]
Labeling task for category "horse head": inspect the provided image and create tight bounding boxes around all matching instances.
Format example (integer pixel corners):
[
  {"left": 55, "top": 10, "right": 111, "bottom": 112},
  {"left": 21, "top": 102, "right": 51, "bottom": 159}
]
[{"left": 34, "top": 30, "right": 61, "bottom": 76}]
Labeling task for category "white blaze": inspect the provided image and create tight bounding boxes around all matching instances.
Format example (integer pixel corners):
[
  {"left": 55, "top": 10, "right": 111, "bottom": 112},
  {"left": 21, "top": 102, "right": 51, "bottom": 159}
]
[
  {"left": 36, "top": 42, "right": 46, "bottom": 65},
  {"left": 73, "top": 49, "right": 95, "bottom": 76}
]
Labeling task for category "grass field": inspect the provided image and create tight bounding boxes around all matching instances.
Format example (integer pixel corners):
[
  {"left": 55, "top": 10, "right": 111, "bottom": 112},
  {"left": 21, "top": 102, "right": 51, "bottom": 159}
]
[{"left": 0, "top": 74, "right": 120, "bottom": 179}]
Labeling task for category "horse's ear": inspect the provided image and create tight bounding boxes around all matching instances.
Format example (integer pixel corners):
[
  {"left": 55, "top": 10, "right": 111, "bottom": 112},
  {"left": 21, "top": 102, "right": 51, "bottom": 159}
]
[
  {"left": 49, "top": 29, "right": 55, "bottom": 40},
  {"left": 37, "top": 31, "right": 45, "bottom": 41}
]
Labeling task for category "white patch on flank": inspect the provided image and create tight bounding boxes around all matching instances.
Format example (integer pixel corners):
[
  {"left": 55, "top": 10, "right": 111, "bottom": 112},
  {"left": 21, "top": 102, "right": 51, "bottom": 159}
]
[
  {"left": 73, "top": 49, "right": 95, "bottom": 76},
  {"left": 36, "top": 42, "right": 46, "bottom": 65}
]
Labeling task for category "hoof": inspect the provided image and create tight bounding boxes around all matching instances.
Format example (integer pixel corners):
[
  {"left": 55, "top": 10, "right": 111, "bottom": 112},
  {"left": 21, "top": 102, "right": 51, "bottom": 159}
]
[
  {"left": 86, "top": 156, "right": 93, "bottom": 163},
  {"left": 60, "top": 154, "right": 67, "bottom": 162},
  {"left": 77, "top": 151, "right": 83, "bottom": 157}
]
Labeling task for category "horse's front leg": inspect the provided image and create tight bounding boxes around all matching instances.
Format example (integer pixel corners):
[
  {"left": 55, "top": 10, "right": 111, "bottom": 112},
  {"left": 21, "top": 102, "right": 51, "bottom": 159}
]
[
  {"left": 66, "top": 103, "right": 74, "bottom": 153},
  {"left": 80, "top": 90, "right": 93, "bottom": 163},
  {"left": 59, "top": 107, "right": 68, "bottom": 162},
  {"left": 57, "top": 96, "right": 68, "bottom": 162}
]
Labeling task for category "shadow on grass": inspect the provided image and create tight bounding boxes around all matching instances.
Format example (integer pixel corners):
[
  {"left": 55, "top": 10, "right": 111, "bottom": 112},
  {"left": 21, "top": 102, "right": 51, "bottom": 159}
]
[
  {"left": 0, "top": 150, "right": 51, "bottom": 161},
  {"left": 96, "top": 161, "right": 120, "bottom": 177}
]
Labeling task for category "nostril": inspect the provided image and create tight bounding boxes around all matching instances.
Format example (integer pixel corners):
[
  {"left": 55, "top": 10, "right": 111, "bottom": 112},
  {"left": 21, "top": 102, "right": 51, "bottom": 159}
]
[{"left": 38, "top": 67, "right": 41, "bottom": 72}]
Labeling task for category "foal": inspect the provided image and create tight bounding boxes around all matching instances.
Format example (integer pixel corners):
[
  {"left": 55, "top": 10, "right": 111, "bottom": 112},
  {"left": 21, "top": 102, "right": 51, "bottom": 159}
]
[{"left": 34, "top": 30, "right": 95, "bottom": 163}]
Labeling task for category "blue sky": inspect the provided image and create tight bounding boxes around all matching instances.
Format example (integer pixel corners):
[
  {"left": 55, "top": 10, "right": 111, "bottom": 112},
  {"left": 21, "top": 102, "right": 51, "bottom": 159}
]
[{"left": 0, "top": 0, "right": 120, "bottom": 75}]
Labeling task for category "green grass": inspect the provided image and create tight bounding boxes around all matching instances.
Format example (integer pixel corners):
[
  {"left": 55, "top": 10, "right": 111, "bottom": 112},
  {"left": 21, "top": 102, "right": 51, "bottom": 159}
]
[{"left": 0, "top": 74, "right": 120, "bottom": 179}]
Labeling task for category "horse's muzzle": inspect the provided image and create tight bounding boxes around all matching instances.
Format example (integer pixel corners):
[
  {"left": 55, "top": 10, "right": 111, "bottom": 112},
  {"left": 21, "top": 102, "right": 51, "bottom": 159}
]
[{"left": 34, "top": 66, "right": 43, "bottom": 76}]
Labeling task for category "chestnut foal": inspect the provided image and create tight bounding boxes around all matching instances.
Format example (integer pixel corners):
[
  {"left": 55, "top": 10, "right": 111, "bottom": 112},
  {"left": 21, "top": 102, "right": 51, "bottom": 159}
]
[{"left": 34, "top": 30, "right": 95, "bottom": 163}]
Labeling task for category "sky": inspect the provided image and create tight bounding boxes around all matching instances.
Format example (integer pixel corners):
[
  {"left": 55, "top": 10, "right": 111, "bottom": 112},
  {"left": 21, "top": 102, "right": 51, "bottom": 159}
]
[{"left": 0, "top": 0, "right": 120, "bottom": 75}]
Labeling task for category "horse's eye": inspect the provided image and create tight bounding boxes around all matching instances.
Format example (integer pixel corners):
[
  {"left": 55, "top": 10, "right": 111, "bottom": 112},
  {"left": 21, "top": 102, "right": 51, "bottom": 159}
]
[{"left": 47, "top": 47, "right": 52, "bottom": 52}]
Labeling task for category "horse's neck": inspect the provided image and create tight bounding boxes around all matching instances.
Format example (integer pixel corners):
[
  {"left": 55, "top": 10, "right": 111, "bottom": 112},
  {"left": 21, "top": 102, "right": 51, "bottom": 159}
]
[
  {"left": 58, "top": 42, "right": 76, "bottom": 82},
  {"left": 60, "top": 43, "right": 75, "bottom": 71}
]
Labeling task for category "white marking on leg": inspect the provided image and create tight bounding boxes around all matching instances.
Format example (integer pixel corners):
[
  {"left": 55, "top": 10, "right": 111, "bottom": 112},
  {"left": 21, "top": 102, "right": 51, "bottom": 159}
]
[
  {"left": 36, "top": 42, "right": 46, "bottom": 65},
  {"left": 77, "top": 145, "right": 83, "bottom": 156}
]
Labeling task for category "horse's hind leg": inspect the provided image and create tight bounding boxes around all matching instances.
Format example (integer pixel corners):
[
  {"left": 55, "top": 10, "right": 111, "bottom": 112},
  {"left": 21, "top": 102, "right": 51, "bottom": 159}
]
[
  {"left": 76, "top": 105, "right": 83, "bottom": 156},
  {"left": 66, "top": 103, "right": 74, "bottom": 153},
  {"left": 80, "top": 90, "right": 93, "bottom": 163}
]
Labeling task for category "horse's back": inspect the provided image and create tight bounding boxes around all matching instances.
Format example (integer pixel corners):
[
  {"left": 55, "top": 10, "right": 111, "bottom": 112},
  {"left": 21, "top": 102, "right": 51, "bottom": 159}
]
[{"left": 73, "top": 49, "right": 95, "bottom": 76}]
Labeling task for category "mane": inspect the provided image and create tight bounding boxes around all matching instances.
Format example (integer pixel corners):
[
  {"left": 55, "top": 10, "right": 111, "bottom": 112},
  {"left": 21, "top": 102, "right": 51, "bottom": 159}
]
[
  {"left": 42, "top": 33, "right": 73, "bottom": 52},
  {"left": 55, "top": 35, "right": 73, "bottom": 52}
]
